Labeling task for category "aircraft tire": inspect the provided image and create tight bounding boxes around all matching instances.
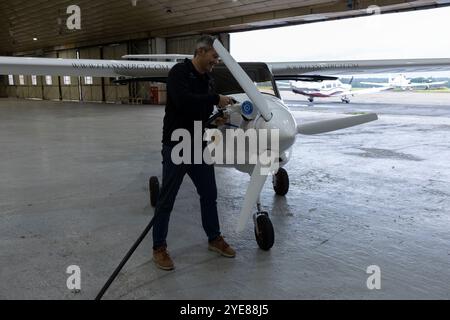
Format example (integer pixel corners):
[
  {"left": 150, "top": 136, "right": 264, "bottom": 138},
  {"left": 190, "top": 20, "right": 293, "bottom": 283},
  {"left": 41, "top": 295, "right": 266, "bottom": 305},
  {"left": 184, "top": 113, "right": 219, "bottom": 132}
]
[
  {"left": 149, "top": 176, "right": 160, "bottom": 207},
  {"left": 254, "top": 213, "right": 274, "bottom": 251},
  {"left": 273, "top": 167, "right": 289, "bottom": 196}
]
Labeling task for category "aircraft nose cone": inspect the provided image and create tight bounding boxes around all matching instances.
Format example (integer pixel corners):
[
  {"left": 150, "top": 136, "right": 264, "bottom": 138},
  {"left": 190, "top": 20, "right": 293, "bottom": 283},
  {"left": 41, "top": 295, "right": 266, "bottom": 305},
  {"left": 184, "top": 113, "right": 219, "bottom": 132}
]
[
  {"left": 278, "top": 119, "right": 297, "bottom": 150},
  {"left": 264, "top": 106, "right": 297, "bottom": 152}
]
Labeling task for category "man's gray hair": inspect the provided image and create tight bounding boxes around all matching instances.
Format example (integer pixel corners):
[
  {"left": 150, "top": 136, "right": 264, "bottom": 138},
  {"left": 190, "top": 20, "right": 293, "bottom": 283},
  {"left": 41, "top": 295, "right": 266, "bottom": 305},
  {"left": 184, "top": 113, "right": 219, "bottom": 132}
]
[{"left": 194, "top": 35, "right": 216, "bottom": 56}]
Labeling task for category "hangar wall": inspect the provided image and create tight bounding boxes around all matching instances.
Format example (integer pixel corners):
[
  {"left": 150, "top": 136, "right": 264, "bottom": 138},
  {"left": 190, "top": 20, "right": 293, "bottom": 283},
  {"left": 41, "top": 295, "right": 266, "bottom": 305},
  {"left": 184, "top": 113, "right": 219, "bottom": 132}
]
[
  {"left": 3, "top": 34, "right": 230, "bottom": 105},
  {"left": 5, "top": 76, "right": 16, "bottom": 98},
  {"left": 167, "top": 34, "right": 229, "bottom": 55},
  {"left": 79, "top": 47, "right": 102, "bottom": 102},
  {"left": 43, "top": 52, "right": 59, "bottom": 101},
  {"left": 27, "top": 74, "right": 44, "bottom": 100},
  {"left": 129, "top": 40, "right": 154, "bottom": 104},
  {"left": 14, "top": 74, "right": 27, "bottom": 99},
  {"left": 102, "top": 44, "right": 130, "bottom": 103},
  {"left": 59, "top": 50, "right": 80, "bottom": 101}
]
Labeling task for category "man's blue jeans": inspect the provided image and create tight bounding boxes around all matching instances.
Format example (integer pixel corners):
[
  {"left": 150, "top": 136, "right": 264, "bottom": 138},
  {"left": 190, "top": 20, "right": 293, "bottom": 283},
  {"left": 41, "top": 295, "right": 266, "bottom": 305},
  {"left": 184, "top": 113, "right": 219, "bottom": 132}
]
[{"left": 152, "top": 144, "right": 221, "bottom": 249}]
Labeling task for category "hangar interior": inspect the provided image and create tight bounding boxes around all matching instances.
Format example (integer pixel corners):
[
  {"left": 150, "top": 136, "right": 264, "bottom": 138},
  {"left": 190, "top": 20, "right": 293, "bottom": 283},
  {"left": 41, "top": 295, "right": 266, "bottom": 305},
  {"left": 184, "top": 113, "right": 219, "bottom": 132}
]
[
  {"left": 0, "top": 0, "right": 446, "bottom": 104},
  {"left": 0, "top": 37, "right": 217, "bottom": 104},
  {"left": 1, "top": 0, "right": 450, "bottom": 300}
]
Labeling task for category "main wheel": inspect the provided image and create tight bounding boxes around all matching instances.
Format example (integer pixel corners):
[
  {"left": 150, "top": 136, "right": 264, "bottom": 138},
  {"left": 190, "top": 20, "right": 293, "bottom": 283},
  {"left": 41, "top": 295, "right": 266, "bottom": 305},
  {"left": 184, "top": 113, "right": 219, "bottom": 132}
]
[
  {"left": 272, "top": 167, "right": 289, "bottom": 196},
  {"left": 254, "top": 213, "right": 274, "bottom": 251},
  {"left": 149, "top": 176, "right": 160, "bottom": 207}
]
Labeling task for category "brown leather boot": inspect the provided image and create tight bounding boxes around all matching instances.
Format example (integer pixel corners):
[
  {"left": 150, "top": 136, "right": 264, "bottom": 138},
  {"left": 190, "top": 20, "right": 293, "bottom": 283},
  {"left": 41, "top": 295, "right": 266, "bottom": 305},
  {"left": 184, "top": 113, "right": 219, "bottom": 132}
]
[
  {"left": 208, "top": 235, "right": 236, "bottom": 258},
  {"left": 153, "top": 245, "right": 175, "bottom": 270}
]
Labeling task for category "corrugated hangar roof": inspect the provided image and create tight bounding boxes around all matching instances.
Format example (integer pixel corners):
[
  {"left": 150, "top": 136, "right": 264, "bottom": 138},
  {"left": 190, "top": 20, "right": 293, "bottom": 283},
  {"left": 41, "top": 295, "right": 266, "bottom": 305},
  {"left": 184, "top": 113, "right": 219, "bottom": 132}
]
[{"left": 0, "top": 0, "right": 448, "bottom": 54}]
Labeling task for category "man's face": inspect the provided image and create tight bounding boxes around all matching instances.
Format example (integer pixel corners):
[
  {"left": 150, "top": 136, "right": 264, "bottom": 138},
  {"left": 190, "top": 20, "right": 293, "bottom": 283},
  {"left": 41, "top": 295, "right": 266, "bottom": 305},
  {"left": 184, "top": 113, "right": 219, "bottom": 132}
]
[{"left": 198, "top": 47, "right": 219, "bottom": 73}]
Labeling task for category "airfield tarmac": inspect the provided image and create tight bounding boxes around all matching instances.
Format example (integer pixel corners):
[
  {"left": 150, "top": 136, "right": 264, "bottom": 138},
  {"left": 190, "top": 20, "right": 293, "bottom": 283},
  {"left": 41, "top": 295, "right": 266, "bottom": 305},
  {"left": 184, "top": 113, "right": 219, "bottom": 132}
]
[{"left": 0, "top": 91, "right": 449, "bottom": 299}]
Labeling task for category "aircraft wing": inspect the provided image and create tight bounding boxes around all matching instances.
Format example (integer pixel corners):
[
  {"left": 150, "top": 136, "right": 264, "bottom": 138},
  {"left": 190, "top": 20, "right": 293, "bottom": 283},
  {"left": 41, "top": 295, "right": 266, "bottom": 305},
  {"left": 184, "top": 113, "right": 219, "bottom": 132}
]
[
  {"left": 268, "top": 58, "right": 450, "bottom": 77},
  {"left": 0, "top": 56, "right": 175, "bottom": 78},
  {"left": 2, "top": 56, "right": 450, "bottom": 88},
  {"left": 359, "top": 81, "right": 390, "bottom": 87},
  {"left": 346, "top": 86, "right": 393, "bottom": 95},
  {"left": 324, "top": 86, "right": 392, "bottom": 98},
  {"left": 122, "top": 54, "right": 193, "bottom": 61}
]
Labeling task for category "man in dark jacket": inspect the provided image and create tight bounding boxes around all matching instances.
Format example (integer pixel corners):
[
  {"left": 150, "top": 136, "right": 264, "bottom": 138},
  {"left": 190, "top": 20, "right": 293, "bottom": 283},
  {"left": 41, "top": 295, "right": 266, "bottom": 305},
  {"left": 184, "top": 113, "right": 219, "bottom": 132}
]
[{"left": 152, "top": 35, "right": 236, "bottom": 270}]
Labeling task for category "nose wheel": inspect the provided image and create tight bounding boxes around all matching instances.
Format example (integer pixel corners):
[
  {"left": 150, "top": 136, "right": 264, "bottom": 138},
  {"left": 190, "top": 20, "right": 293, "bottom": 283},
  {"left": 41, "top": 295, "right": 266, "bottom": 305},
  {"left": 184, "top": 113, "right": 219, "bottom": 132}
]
[
  {"left": 253, "top": 212, "right": 274, "bottom": 250},
  {"left": 253, "top": 199, "right": 274, "bottom": 250},
  {"left": 149, "top": 176, "right": 160, "bottom": 207}
]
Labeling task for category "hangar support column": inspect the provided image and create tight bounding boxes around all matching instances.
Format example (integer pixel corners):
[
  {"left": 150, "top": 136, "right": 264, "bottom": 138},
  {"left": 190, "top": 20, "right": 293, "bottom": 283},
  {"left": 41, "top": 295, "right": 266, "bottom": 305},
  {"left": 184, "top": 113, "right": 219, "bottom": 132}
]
[
  {"left": 151, "top": 37, "right": 166, "bottom": 54},
  {"left": 150, "top": 37, "right": 167, "bottom": 105},
  {"left": 0, "top": 76, "right": 7, "bottom": 98},
  {"left": 217, "top": 33, "right": 230, "bottom": 51}
]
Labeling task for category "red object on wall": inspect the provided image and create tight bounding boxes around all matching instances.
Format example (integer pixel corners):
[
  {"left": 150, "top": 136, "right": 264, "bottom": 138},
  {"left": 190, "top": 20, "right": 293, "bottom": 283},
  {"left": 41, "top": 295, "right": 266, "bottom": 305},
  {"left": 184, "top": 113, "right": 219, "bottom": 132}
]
[{"left": 150, "top": 86, "right": 159, "bottom": 104}]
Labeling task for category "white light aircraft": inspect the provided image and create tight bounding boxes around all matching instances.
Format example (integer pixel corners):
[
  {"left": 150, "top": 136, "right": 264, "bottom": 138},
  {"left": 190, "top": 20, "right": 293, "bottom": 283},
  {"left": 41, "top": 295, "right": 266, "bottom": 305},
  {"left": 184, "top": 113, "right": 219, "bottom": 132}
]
[
  {"left": 361, "top": 74, "right": 448, "bottom": 90},
  {"left": 286, "top": 77, "right": 391, "bottom": 103},
  {"left": 2, "top": 44, "right": 450, "bottom": 250}
]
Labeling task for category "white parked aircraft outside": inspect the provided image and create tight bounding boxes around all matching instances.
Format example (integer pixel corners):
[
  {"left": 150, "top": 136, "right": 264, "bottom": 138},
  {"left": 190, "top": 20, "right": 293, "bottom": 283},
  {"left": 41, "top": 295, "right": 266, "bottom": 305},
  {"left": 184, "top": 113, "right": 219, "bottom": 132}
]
[
  {"left": 1, "top": 43, "right": 450, "bottom": 250},
  {"left": 361, "top": 74, "right": 448, "bottom": 90},
  {"left": 287, "top": 78, "right": 391, "bottom": 103}
]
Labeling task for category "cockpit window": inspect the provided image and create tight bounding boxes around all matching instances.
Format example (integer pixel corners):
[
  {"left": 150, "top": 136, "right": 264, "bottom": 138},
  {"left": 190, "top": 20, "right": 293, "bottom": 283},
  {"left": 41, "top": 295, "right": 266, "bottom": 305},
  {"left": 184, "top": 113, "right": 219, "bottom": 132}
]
[
  {"left": 211, "top": 62, "right": 278, "bottom": 97},
  {"left": 256, "top": 81, "right": 275, "bottom": 95}
]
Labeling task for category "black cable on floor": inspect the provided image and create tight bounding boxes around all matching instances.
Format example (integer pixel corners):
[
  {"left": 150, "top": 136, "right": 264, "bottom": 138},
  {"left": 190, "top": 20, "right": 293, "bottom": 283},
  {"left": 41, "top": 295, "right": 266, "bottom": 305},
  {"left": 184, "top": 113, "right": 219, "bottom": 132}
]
[{"left": 95, "top": 217, "right": 155, "bottom": 300}]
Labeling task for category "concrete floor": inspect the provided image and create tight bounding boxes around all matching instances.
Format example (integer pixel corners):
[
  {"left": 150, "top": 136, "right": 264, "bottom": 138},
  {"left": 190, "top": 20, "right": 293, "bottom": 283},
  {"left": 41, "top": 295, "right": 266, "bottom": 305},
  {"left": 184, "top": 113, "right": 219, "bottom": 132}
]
[{"left": 0, "top": 92, "right": 449, "bottom": 300}]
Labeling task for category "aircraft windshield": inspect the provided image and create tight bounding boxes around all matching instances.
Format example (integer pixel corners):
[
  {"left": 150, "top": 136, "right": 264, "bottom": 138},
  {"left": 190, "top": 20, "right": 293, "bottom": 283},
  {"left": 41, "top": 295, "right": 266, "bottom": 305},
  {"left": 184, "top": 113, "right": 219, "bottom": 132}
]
[
  {"left": 256, "top": 80, "right": 276, "bottom": 95},
  {"left": 211, "top": 62, "right": 278, "bottom": 97}
]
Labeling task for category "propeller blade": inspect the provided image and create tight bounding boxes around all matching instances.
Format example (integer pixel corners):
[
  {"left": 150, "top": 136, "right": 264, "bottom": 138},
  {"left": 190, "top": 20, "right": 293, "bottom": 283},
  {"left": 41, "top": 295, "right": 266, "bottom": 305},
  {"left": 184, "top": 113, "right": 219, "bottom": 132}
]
[
  {"left": 236, "top": 161, "right": 268, "bottom": 232},
  {"left": 213, "top": 39, "right": 272, "bottom": 122},
  {"left": 297, "top": 113, "right": 378, "bottom": 135}
]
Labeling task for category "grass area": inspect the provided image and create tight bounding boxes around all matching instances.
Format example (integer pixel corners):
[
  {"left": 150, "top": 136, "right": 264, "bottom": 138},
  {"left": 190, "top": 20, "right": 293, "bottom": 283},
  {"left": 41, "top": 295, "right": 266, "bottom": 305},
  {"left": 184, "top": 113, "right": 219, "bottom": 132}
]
[
  {"left": 344, "top": 112, "right": 370, "bottom": 115},
  {"left": 408, "top": 88, "right": 450, "bottom": 93},
  {"left": 351, "top": 87, "right": 450, "bottom": 93}
]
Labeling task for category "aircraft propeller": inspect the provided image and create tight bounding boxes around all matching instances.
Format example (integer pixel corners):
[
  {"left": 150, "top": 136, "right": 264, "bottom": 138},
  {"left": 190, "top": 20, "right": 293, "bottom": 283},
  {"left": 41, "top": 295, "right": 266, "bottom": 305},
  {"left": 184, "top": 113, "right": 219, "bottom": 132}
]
[
  {"left": 213, "top": 40, "right": 272, "bottom": 122},
  {"left": 213, "top": 39, "right": 277, "bottom": 232}
]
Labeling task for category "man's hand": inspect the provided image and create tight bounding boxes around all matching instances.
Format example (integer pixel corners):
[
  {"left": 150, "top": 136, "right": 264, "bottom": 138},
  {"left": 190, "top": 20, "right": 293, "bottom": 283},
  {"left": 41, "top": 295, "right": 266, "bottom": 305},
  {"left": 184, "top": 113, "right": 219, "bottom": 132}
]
[
  {"left": 213, "top": 113, "right": 230, "bottom": 127},
  {"left": 218, "top": 94, "right": 233, "bottom": 109}
]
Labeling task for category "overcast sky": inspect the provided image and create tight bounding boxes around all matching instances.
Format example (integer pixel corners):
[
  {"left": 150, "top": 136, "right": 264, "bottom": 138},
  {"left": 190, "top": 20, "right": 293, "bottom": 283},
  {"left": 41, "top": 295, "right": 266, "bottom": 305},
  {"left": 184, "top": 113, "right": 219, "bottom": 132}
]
[{"left": 230, "top": 6, "right": 450, "bottom": 77}]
